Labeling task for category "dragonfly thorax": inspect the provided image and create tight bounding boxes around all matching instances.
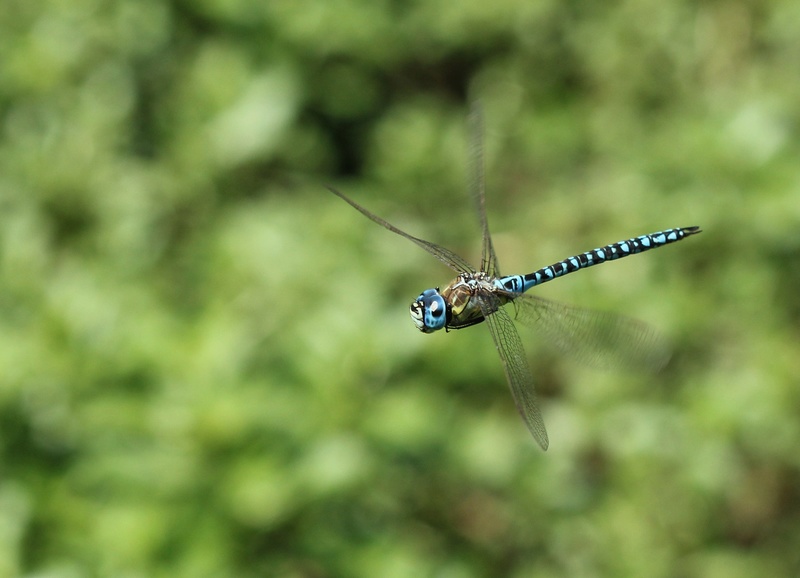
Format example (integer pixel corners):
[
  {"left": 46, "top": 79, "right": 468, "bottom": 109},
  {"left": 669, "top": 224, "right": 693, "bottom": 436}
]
[
  {"left": 410, "top": 288, "right": 448, "bottom": 333},
  {"left": 411, "top": 273, "right": 508, "bottom": 333}
]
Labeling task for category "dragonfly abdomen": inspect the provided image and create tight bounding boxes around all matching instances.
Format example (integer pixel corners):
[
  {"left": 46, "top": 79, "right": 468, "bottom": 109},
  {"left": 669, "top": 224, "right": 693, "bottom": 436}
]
[{"left": 497, "top": 226, "right": 701, "bottom": 294}]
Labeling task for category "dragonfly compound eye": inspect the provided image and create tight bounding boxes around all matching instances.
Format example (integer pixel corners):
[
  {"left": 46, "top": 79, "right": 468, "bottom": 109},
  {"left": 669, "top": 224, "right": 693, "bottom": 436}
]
[{"left": 410, "top": 289, "right": 447, "bottom": 333}]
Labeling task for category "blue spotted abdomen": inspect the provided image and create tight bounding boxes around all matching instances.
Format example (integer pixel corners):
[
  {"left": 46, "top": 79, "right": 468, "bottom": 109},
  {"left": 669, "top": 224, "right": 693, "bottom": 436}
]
[{"left": 497, "top": 226, "right": 701, "bottom": 294}]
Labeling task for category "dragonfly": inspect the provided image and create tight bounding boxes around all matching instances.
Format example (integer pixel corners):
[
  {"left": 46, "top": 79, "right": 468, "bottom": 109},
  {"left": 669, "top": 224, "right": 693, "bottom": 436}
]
[{"left": 328, "top": 104, "right": 700, "bottom": 450}]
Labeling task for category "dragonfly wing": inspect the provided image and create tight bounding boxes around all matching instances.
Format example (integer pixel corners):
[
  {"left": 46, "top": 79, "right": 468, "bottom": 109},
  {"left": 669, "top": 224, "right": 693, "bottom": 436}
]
[
  {"left": 510, "top": 292, "right": 671, "bottom": 371},
  {"left": 468, "top": 103, "right": 501, "bottom": 277},
  {"left": 328, "top": 186, "right": 475, "bottom": 275},
  {"left": 478, "top": 296, "right": 549, "bottom": 450}
]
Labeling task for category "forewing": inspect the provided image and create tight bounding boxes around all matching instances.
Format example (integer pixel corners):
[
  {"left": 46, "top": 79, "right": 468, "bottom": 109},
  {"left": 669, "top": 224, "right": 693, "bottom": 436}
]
[
  {"left": 478, "top": 296, "right": 549, "bottom": 450},
  {"left": 328, "top": 186, "right": 475, "bottom": 275}
]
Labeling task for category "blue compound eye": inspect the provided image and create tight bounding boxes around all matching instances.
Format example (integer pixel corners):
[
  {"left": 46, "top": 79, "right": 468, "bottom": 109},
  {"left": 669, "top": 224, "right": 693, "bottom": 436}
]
[{"left": 409, "top": 288, "right": 447, "bottom": 333}]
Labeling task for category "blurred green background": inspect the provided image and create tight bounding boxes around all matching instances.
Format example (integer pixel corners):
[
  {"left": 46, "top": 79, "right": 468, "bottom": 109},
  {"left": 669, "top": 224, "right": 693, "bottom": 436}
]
[{"left": 2, "top": 0, "right": 799, "bottom": 576}]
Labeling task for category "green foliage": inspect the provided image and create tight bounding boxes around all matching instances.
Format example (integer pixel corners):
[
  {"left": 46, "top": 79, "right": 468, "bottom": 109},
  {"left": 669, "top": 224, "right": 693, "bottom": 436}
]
[{"left": 1, "top": 0, "right": 799, "bottom": 576}]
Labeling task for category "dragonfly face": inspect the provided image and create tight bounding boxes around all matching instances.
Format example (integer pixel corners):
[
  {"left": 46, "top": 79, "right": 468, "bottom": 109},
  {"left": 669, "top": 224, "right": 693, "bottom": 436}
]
[{"left": 410, "top": 288, "right": 448, "bottom": 333}]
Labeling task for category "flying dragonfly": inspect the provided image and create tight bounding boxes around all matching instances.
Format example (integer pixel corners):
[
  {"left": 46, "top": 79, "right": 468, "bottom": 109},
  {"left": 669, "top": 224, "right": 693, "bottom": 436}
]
[{"left": 328, "top": 104, "right": 700, "bottom": 450}]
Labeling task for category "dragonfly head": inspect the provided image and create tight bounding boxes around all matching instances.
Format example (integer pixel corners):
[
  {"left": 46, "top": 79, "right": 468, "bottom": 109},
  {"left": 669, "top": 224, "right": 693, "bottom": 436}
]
[{"left": 410, "top": 288, "right": 448, "bottom": 333}]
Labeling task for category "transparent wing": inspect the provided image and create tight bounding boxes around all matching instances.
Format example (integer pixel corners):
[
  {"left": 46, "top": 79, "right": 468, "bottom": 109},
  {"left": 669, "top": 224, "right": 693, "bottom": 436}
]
[
  {"left": 468, "top": 102, "right": 501, "bottom": 277},
  {"left": 327, "top": 186, "right": 475, "bottom": 275},
  {"left": 478, "top": 295, "right": 549, "bottom": 450},
  {"left": 508, "top": 292, "right": 671, "bottom": 372}
]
